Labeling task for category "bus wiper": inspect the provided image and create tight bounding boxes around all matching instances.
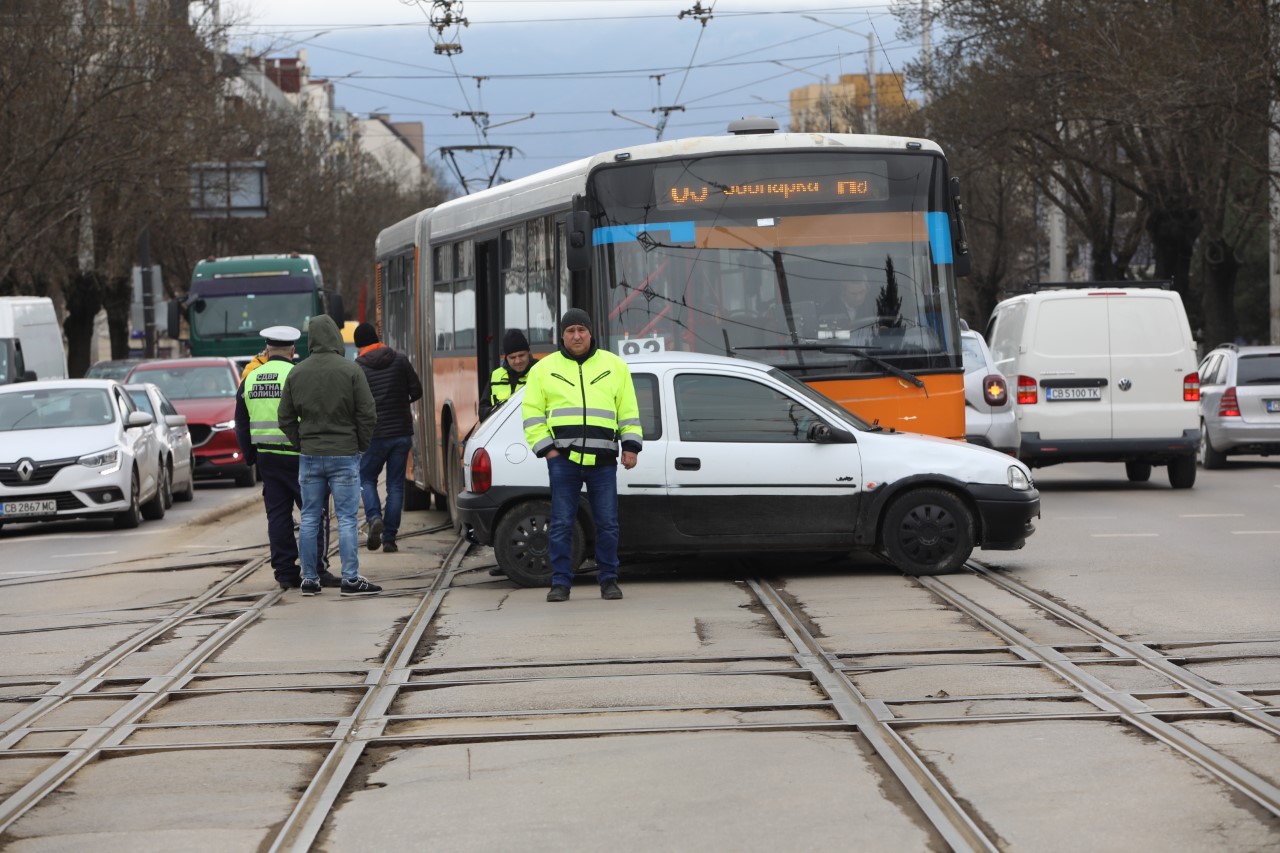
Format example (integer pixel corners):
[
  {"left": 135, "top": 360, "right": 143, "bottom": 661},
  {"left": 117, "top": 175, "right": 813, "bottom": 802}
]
[{"left": 735, "top": 343, "right": 925, "bottom": 389}]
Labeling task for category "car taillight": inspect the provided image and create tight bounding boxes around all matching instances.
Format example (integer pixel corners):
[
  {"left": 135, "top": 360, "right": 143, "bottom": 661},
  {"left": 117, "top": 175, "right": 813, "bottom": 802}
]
[
  {"left": 1017, "top": 375, "right": 1038, "bottom": 405},
  {"left": 470, "top": 447, "right": 492, "bottom": 493},
  {"left": 1219, "top": 386, "right": 1240, "bottom": 417},
  {"left": 1183, "top": 371, "right": 1200, "bottom": 402},
  {"left": 983, "top": 374, "right": 1009, "bottom": 407}
]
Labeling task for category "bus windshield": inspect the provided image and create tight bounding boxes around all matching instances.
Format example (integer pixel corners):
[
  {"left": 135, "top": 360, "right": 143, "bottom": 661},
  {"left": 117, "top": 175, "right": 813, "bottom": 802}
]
[
  {"left": 588, "top": 151, "right": 961, "bottom": 378},
  {"left": 188, "top": 278, "right": 313, "bottom": 339}
]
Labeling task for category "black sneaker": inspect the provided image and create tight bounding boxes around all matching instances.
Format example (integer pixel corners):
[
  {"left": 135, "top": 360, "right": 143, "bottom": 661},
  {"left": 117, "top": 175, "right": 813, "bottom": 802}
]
[
  {"left": 600, "top": 580, "right": 623, "bottom": 600},
  {"left": 317, "top": 571, "right": 341, "bottom": 588},
  {"left": 488, "top": 567, "right": 507, "bottom": 576},
  {"left": 546, "top": 585, "right": 570, "bottom": 602},
  {"left": 341, "top": 576, "right": 382, "bottom": 596},
  {"left": 278, "top": 577, "right": 302, "bottom": 591},
  {"left": 300, "top": 578, "right": 322, "bottom": 596},
  {"left": 382, "top": 541, "right": 398, "bottom": 553},
  {"left": 367, "top": 518, "right": 384, "bottom": 551}
]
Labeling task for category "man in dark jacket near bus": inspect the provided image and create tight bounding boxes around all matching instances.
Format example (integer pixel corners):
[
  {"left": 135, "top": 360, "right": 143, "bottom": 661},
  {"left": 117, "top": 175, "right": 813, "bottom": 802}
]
[
  {"left": 279, "top": 315, "right": 380, "bottom": 596},
  {"left": 353, "top": 322, "right": 423, "bottom": 553}
]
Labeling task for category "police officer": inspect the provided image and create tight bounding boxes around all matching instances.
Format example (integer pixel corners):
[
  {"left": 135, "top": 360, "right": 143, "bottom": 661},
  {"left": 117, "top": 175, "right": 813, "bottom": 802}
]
[
  {"left": 523, "top": 309, "right": 642, "bottom": 602},
  {"left": 481, "top": 329, "right": 533, "bottom": 419},
  {"left": 234, "top": 326, "right": 339, "bottom": 591}
]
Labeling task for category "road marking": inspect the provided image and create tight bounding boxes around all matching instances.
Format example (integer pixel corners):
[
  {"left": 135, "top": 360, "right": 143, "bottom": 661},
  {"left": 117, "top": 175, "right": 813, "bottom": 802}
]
[
  {"left": 1180, "top": 513, "right": 1244, "bottom": 518},
  {"left": 1090, "top": 533, "right": 1159, "bottom": 538},
  {"left": 53, "top": 551, "right": 118, "bottom": 558},
  {"left": 1231, "top": 530, "right": 1280, "bottom": 535},
  {"left": 0, "top": 570, "right": 69, "bottom": 575}
]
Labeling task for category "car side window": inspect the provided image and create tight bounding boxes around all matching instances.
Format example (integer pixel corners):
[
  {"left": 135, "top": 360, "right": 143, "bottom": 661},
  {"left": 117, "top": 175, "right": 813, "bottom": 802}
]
[
  {"left": 113, "top": 389, "right": 134, "bottom": 423},
  {"left": 631, "top": 373, "right": 661, "bottom": 441},
  {"left": 1199, "top": 353, "right": 1223, "bottom": 386},
  {"left": 674, "top": 374, "right": 807, "bottom": 443}
]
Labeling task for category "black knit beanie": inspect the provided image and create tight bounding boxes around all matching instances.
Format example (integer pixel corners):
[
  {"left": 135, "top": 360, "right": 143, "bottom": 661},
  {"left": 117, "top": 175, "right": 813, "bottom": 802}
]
[
  {"left": 560, "top": 308, "right": 592, "bottom": 334},
  {"left": 502, "top": 328, "right": 530, "bottom": 353},
  {"left": 353, "top": 322, "right": 379, "bottom": 348}
]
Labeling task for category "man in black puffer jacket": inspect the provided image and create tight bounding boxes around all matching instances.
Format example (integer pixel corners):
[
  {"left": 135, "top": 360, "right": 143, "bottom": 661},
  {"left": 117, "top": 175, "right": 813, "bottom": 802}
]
[{"left": 353, "top": 323, "right": 423, "bottom": 553}]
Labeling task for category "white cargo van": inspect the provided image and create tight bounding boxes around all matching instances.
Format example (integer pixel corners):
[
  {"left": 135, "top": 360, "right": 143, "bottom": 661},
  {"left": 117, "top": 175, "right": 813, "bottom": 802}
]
[
  {"left": 985, "top": 284, "right": 1200, "bottom": 488},
  {"left": 0, "top": 297, "right": 67, "bottom": 382}
]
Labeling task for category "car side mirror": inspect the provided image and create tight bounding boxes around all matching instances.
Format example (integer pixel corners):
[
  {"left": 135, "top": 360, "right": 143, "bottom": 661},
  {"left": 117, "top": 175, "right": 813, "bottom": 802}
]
[
  {"left": 165, "top": 413, "right": 187, "bottom": 428},
  {"left": 19, "top": 370, "right": 36, "bottom": 382},
  {"left": 127, "top": 411, "right": 154, "bottom": 428},
  {"left": 807, "top": 421, "right": 834, "bottom": 443},
  {"left": 566, "top": 209, "right": 592, "bottom": 272}
]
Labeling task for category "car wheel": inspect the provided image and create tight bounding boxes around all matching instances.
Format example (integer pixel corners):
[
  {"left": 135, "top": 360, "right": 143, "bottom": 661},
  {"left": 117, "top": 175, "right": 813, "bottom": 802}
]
[
  {"left": 493, "top": 499, "right": 585, "bottom": 588},
  {"left": 234, "top": 465, "right": 256, "bottom": 487},
  {"left": 1168, "top": 455, "right": 1197, "bottom": 489},
  {"left": 882, "top": 487, "right": 974, "bottom": 576},
  {"left": 1125, "top": 461, "right": 1152, "bottom": 482},
  {"left": 445, "top": 426, "right": 464, "bottom": 533},
  {"left": 114, "top": 468, "right": 143, "bottom": 529},
  {"left": 142, "top": 461, "right": 169, "bottom": 520},
  {"left": 162, "top": 458, "right": 174, "bottom": 509},
  {"left": 173, "top": 460, "right": 195, "bottom": 503},
  {"left": 1198, "top": 421, "right": 1227, "bottom": 469}
]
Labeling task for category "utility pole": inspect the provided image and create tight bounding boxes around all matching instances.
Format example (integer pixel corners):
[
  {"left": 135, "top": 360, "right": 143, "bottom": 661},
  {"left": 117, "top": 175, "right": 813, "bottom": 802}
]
[
  {"left": 139, "top": 227, "right": 155, "bottom": 358},
  {"left": 920, "top": 0, "right": 932, "bottom": 134},
  {"left": 1271, "top": 93, "right": 1280, "bottom": 343},
  {"left": 866, "top": 32, "right": 877, "bottom": 134}
]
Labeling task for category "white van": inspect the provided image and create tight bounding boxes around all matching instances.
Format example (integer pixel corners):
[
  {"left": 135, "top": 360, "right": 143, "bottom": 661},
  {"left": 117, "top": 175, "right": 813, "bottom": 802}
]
[
  {"left": 985, "top": 285, "right": 1200, "bottom": 488},
  {"left": 0, "top": 297, "right": 67, "bottom": 382}
]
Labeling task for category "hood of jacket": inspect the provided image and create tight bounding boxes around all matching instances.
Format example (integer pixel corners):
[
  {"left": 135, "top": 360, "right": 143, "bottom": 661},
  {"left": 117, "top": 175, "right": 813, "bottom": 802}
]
[
  {"left": 307, "top": 314, "right": 344, "bottom": 355},
  {"left": 357, "top": 344, "right": 397, "bottom": 370}
]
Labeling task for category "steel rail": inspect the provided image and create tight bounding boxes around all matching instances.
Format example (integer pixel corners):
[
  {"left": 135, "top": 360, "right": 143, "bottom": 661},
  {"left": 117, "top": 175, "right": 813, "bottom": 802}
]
[
  {"left": 268, "top": 536, "right": 463, "bottom": 853},
  {"left": 919, "top": 573, "right": 1280, "bottom": 817},
  {"left": 747, "top": 579, "right": 999, "bottom": 853}
]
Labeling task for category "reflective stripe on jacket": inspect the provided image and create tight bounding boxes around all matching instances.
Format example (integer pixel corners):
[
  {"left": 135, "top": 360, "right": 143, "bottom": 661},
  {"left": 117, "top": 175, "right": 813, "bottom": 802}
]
[
  {"left": 245, "top": 360, "right": 298, "bottom": 456},
  {"left": 522, "top": 348, "right": 642, "bottom": 466}
]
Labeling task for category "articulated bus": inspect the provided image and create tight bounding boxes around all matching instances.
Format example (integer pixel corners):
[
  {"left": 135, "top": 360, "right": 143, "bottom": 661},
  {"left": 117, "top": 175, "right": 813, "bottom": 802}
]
[{"left": 375, "top": 119, "right": 973, "bottom": 516}]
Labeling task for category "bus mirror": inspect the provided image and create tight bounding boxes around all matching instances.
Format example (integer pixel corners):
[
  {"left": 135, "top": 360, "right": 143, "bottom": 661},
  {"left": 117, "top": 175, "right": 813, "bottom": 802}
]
[
  {"left": 949, "top": 176, "right": 973, "bottom": 278},
  {"left": 325, "top": 290, "right": 346, "bottom": 325},
  {"left": 566, "top": 210, "right": 592, "bottom": 272}
]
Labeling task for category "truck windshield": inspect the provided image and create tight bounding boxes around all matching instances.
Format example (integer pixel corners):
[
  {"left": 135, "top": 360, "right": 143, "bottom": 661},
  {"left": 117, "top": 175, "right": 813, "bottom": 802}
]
[
  {"left": 189, "top": 277, "right": 313, "bottom": 339},
  {"left": 588, "top": 150, "right": 960, "bottom": 378}
]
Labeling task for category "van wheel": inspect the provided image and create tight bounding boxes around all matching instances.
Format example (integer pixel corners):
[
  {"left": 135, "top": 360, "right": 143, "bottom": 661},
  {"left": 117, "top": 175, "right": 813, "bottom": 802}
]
[
  {"left": 493, "top": 500, "right": 585, "bottom": 588},
  {"left": 1198, "top": 421, "right": 1227, "bottom": 469},
  {"left": 882, "top": 488, "right": 973, "bottom": 576},
  {"left": 1125, "top": 461, "right": 1152, "bottom": 482},
  {"left": 1168, "top": 455, "right": 1196, "bottom": 489}
]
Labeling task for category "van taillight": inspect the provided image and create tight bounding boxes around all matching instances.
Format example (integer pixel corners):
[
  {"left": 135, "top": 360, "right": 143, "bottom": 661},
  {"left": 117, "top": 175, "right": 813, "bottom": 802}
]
[
  {"left": 1017, "top": 375, "right": 1038, "bottom": 405},
  {"left": 470, "top": 448, "right": 492, "bottom": 493},
  {"left": 983, "top": 374, "right": 1009, "bottom": 407},
  {"left": 1183, "top": 371, "right": 1200, "bottom": 402},
  {"left": 1219, "top": 387, "right": 1240, "bottom": 417}
]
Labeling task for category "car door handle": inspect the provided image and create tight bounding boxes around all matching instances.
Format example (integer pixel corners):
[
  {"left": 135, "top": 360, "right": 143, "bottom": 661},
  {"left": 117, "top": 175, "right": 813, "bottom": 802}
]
[{"left": 675, "top": 457, "right": 701, "bottom": 471}]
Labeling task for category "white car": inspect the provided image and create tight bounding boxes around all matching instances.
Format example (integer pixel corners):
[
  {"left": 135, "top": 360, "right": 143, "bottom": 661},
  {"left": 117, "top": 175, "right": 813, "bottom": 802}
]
[
  {"left": 458, "top": 352, "right": 1040, "bottom": 587},
  {"left": 125, "top": 383, "right": 195, "bottom": 506},
  {"left": 0, "top": 379, "right": 165, "bottom": 530},
  {"left": 961, "top": 327, "right": 1018, "bottom": 455}
]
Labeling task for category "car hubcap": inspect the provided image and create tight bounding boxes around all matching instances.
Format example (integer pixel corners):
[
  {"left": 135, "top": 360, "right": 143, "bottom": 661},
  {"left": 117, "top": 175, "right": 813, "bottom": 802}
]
[
  {"left": 899, "top": 504, "right": 957, "bottom": 560},
  {"left": 508, "top": 514, "right": 550, "bottom": 569}
]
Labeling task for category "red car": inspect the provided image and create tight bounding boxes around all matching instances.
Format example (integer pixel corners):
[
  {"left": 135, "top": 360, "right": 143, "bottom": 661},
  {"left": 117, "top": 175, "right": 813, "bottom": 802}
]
[{"left": 124, "top": 358, "right": 253, "bottom": 486}]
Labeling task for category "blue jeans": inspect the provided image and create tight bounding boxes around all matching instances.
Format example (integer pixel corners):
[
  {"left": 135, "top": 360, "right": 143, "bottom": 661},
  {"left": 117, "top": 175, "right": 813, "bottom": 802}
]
[
  {"left": 547, "top": 454, "right": 619, "bottom": 589},
  {"left": 300, "top": 454, "right": 362, "bottom": 582},
  {"left": 360, "top": 434, "right": 413, "bottom": 543}
]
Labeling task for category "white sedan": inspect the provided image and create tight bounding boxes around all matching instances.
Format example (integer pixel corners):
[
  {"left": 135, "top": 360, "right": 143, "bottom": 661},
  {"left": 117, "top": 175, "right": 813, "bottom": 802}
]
[
  {"left": 0, "top": 379, "right": 165, "bottom": 530},
  {"left": 458, "top": 352, "right": 1040, "bottom": 587},
  {"left": 125, "top": 382, "right": 196, "bottom": 506}
]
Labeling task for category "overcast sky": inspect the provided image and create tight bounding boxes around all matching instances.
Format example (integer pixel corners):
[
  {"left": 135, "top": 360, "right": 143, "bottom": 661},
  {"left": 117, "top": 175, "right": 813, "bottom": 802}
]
[{"left": 221, "top": 1, "right": 921, "bottom": 191}]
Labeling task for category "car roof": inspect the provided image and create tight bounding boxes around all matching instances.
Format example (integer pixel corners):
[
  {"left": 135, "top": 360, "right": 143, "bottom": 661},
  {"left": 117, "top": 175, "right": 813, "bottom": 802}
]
[
  {"left": 0, "top": 378, "right": 121, "bottom": 394},
  {"left": 1213, "top": 344, "right": 1280, "bottom": 356},
  {"left": 128, "top": 357, "right": 237, "bottom": 370},
  {"left": 623, "top": 351, "right": 775, "bottom": 374}
]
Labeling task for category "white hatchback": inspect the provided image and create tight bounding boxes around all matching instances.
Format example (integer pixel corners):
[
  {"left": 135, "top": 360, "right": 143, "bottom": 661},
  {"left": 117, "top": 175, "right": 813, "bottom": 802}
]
[
  {"left": 458, "top": 352, "right": 1040, "bottom": 587},
  {"left": 0, "top": 380, "right": 164, "bottom": 530}
]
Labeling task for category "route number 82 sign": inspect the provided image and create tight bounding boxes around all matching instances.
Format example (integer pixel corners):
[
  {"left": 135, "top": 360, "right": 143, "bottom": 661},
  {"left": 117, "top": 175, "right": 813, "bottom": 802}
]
[{"left": 616, "top": 337, "right": 666, "bottom": 356}]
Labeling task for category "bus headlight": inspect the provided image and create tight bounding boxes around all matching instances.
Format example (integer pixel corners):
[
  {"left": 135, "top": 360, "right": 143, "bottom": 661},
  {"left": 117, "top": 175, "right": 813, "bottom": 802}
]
[{"left": 1008, "top": 466, "right": 1031, "bottom": 491}]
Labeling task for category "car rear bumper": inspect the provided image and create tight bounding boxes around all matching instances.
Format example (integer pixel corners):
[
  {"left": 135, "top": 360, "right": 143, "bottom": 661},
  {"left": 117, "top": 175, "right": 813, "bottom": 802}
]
[
  {"left": 1206, "top": 420, "right": 1280, "bottom": 455},
  {"left": 1018, "top": 430, "right": 1198, "bottom": 467},
  {"left": 967, "top": 483, "right": 1040, "bottom": 550}
]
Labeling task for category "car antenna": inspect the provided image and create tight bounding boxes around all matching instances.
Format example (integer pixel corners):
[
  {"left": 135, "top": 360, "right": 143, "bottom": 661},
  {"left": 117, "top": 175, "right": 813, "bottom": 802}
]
[{"left": 722, "top": 328, "right": 734, "bottom": 357}]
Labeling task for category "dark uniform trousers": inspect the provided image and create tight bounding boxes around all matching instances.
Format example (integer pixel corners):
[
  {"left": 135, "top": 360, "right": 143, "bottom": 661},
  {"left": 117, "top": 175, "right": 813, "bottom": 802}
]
[{"left": 258, "top": 451, "right": 330, "bottom": 584}]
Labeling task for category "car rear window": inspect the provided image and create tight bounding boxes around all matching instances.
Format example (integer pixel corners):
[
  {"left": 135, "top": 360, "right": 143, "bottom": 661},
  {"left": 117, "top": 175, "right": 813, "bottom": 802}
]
[
  {"left": 961, "top": 336, "right": 986, "bottom": 373},
  {"left": 1237, "top": 352, "right": 1280, "bottom": 385}
]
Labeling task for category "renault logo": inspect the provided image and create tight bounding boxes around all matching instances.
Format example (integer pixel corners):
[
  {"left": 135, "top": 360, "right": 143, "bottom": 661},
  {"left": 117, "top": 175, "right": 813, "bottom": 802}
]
[{"left": 16, "top": 458, "right": 35, "bottom": 482}]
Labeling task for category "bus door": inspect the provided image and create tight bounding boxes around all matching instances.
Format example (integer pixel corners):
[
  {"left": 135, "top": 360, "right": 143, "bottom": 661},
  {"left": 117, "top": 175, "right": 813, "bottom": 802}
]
[{"left": 474, "top": 238, "right": 501, "bottom": 398}]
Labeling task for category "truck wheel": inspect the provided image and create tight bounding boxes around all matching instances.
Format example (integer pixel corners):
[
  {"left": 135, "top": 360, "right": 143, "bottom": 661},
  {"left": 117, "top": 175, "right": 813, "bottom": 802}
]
[
  {"left": 1125, "top": 461, "right": 1152, "bottom": 482},
  {"left": 882, "top": 487, "right": 973, "bottom": 576},
  {"left": 1168, "top": 455, "right": 1196, "bottom": 489},
  {"left": 493, "top": 500, "right": 584, "bottom": 588},
  {"left": 1198, "top": 421, "right": 1227, "bottom": 469}
]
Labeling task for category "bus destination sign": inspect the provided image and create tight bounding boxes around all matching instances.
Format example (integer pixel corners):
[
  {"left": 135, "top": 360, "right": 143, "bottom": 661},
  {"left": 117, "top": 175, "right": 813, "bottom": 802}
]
[{"left": 654, "top": 159, "right": 889, "bottom": 210}]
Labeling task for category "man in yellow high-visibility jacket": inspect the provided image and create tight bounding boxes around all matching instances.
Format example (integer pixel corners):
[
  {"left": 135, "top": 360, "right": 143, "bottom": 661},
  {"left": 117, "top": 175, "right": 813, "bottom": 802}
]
[{"left": 523, "top": 308, "right": 642, "bottom": 603}]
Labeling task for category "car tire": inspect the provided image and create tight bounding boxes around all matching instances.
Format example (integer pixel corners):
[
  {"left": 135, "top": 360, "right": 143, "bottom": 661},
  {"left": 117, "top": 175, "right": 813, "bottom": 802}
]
[
  {"left": 445, "top": 426, "right": 464, "bottom": 533},
  {"left": 1198, "top": 421, "right": 1227, "bottom": 469},
  {"left": 162, "top": 457, "right": 174, "bottom": 509},
  {"left": 882, "top": 487, "right": 974, "bottom": 576},
  {"left": 234, "top": 465, "right": 256, "bottom": 487},
  {"left": 114, "top": 468, "right": 143, "bottom": 529},
  {"left": 1125, "top": 461, "right": 1152, "bottom": 482},
  {"left": 493, "top": 499, "right": 585, "bottom": 588},
  {"left": 173, "top": 460, "right": 195, "bottom": 503},
  {"left": 1168, "top": 455, "right": 1197, "bottom": 489},
  {"left": 142, "top": 462, "right": 168, "bottom": 520}
]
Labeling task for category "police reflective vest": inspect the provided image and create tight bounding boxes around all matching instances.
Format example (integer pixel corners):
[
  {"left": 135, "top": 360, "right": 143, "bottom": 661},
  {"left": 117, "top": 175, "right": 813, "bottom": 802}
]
[
  {"left": 488, "top": 363, "right": 528, "bottom": 407},
  {"left": 244, "top": 359, "right": 298, "bottom": 456},
  {"left": 522, "top": 348, "right": 643, "bottom": 466}
]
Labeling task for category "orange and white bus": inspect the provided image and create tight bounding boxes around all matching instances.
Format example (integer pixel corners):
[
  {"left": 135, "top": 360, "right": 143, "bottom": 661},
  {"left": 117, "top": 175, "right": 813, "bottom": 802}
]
[{"left": 375, "top": 119, "right": 973, "bottom": 516}]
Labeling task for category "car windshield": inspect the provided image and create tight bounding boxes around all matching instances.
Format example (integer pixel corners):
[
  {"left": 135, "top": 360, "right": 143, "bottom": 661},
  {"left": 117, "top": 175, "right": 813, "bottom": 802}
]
[
  {"left": 86, "top": 361, "right": 136, "bottom": 380},
  {"left": 134, "top": 366, "right": 236, "bottom": 400},
  {"left": 188, "top": 280, "right": 313, "bottom": 339},
  {"left": 1237, "top": 352, "right": 1280, "bottom": 385},
  {"left": 0, "top": 388, "right": 114, "bottom": 432},
  {"left": 767, "top": 367, "right": 871, "bottom": 430}
]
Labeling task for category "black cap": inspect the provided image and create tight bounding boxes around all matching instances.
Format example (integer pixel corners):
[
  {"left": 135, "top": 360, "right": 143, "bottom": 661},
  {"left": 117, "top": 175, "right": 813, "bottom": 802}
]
[
  {"left": 353, "top": 323, "right": 379, "bottom": 348},
  {"left": 502, "top": 328, "right": 530, "bottom": 353},
  {"left": 560, "top": 308, "right": 592, "bottom": 334}
]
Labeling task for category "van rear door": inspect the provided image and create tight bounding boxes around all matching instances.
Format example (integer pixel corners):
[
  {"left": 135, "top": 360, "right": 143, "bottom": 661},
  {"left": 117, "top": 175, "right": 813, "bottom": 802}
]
[
  {"left": 1106, "top": 295, "right": 1197, "bottom": 440},
  {"left": 1028, "top": 295, "right": 1112, "bottom": 440}
]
